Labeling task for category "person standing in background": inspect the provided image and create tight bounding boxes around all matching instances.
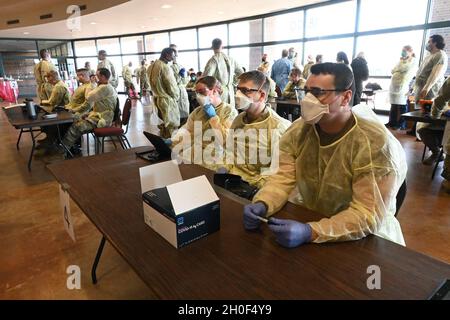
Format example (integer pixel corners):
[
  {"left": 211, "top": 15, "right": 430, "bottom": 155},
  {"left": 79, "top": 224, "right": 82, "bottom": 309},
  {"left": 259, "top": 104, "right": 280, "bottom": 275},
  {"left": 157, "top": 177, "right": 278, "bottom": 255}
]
[
  {"left": 170, "top": 44, "right": 190, "bottom": 120},
  {"left": 351, "top": 52, "right": 369, "bottom": 106},
  {"left": 97, "top": 50, "right": 118, "bottom": 89},
  {"left": 302, "top": 55, "right": 315, "bottom": 80},
  {"left": 137, "top": 59, "right": 150, "bottom": 98},
  {"left": 271, "top": 49, "right": 293, "bottom": 92},
  {"left": 34, "top": 49, "right": 57, "bottom": 102},
  {"left": 387, "top": 45, "right": 417, "bottom": 130},
  {"left": 122, "top": 61, "right": 136, "bottom": 98}
]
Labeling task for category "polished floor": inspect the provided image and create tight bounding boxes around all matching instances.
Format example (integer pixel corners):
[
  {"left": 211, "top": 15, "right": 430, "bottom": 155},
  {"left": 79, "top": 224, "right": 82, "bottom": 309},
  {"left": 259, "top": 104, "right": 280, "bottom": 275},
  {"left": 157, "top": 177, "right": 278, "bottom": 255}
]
[{"left": 0, "top": 97, "right": 449, "bottom": 299}]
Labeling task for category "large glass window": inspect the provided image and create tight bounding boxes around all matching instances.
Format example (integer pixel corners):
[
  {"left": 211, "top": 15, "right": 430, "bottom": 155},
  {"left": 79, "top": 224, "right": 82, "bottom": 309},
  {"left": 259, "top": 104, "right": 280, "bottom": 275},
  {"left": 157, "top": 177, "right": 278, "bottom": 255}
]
[
  {"left": 146, "top": 54, "right": 160, "bottom": 64},
  {"left": 230, "top": 19, "right": 263, "bottom": 45},
  {"left": 199, "top": 24, "right": 227, "bottom": 49},
  {"left": 306, "top": 1, "right": 356, "bottom": 37},
  {"left": 264, "top": 12, "right": 303, "bottom": 42},
  {"left": 76, "top": 57, "right": 98, "bottom": 71},
  {"left": 229, "top": 47, "right": 263, "bottom": 72},
  {"left": 170, "top": 29, "right": 197, "bottom": 50},
  {"left": 199, "top": 50, "right": 213, "bottom": 71},
  {"left": 263, "top": 43, "right": 303, "bottom": 68},
  {"left": 356, "top": 30, "right": 423, "bottom": 76},
  {"left": 359, "top": 0, "right": 428, "bottom": 32},
  {"left": 177, "top": 51, "right": 199, "bottom": 71},
  {"left": 426, "top": 28, "right": 450, "bottom": 76},
  {"left": 121, "top": 36, "right": 145, "bottom": 54},
  {"left": 74, "top": 40, "right": 96, "bottom": 57},
  {"left": 145, "top": 33, "right": 169, "bottom": 52},
  {"left": 97, "top": 38, "right": 121, "bottom": 55},
  {"left": 304, "top": 38, "right": 353, "bottom": 64}
]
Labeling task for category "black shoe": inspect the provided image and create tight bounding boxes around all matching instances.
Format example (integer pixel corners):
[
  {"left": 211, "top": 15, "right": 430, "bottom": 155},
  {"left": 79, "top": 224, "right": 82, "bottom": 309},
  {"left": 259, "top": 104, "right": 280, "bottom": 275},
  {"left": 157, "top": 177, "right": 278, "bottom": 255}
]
[{"left": 70, "top": 146, "right": 82, "bottom": 155}]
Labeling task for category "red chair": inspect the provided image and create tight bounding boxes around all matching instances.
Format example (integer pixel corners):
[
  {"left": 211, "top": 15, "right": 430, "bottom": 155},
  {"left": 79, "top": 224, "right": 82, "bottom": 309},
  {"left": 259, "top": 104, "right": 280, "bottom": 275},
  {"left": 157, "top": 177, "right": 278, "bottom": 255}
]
[{"left": 93, "top": 98, "right": 132, "bottom": 153}]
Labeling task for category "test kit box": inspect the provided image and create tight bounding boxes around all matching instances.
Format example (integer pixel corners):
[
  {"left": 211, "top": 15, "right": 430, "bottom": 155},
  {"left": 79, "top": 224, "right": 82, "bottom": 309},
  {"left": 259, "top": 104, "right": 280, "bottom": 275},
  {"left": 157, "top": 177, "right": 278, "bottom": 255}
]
[{"left": 140, "top": 161, "right": 220, "bottom": 248}]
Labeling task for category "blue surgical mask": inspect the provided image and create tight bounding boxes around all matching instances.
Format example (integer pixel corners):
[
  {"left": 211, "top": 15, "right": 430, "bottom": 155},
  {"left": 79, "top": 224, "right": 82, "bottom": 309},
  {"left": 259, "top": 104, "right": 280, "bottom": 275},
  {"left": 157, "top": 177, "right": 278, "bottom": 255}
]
[{"left": 401, "top": 50, "right": 408, "bottom": 58}]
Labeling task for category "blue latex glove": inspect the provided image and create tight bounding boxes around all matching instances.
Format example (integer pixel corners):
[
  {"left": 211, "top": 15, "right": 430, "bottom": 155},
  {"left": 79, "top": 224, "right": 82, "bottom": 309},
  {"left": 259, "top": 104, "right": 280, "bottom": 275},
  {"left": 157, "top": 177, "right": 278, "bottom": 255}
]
[
  {"left": 268, "top": 218, "right": 312, "bottom": 248},
  {"left": 444, "top": 110, "right": 450, "bottom": 117},
  {"left": 216, "top": 167, "right": 228, "bottom": 174},
  {"left": 243, "top": 202, "right": 267, "bottom": 230},
  {"left": 163, "top": 138, "right": 172, "bottom": 146},
  {"left": 179, "top": 68, "right": 186, "bottom": 77},
  {"left": 203, "top": 104, "right": 216, "bottom": 118}
]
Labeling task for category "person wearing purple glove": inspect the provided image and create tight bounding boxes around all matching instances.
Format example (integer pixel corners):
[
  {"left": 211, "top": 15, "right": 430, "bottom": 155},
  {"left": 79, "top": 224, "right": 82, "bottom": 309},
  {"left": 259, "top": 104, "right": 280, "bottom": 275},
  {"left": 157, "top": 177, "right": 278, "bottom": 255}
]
[
  {"left": 268, "top": 218, "right": 312, "bottom": 248},
  {"left": 243, "top": 202, "right": 267, "bottom": 230}
]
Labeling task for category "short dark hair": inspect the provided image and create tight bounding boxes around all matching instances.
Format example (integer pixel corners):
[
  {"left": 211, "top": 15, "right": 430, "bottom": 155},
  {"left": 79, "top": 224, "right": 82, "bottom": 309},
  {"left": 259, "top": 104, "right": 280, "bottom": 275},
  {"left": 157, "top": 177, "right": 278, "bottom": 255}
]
[
  {"left": 161, "top": 47, "right": 175, "bottom": 59},
  {"left": 316, "top": 54, "right": 323, "bottom": 63},
  {"left": 282, "top": 49, "right": 289, "bottom": 58},
  {"left": 238, "top": 70, "right": 270, "bottom": 96},
  {"left": 97, "top": 67, "right": 111, "bottom": 80},
  {"left": 290, "top": 67, "right": 302, "bottom": 77},
  {"left": 212, "top": 38, "right": 222, "bottom": 50},
  {"left": 196, "top": 76, "right": 223, "bottom": 94},
  {"left": 76, "top": 68, "right": 89, "bottom": 74},
  {"left": 336, "top": 51, "right": 349, "bottom": 65},
  {"left": 39, "top": 49, "right": 48, "bottom": 58},
  {"left": 98, "top": 50, "right": 107, "bottom": 56},
  {"left": 310, "top": 63, "right": 354, "bottom": 93},
  {"left": 430, "top": 34, "right": 445, "bottom": 50}
]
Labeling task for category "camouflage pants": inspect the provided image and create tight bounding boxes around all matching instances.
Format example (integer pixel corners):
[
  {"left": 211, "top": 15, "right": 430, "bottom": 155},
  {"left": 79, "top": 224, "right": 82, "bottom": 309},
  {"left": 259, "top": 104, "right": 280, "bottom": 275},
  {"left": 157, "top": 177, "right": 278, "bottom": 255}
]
[{"left": 62, "top": 120, "right": 96, "bottom": 148}]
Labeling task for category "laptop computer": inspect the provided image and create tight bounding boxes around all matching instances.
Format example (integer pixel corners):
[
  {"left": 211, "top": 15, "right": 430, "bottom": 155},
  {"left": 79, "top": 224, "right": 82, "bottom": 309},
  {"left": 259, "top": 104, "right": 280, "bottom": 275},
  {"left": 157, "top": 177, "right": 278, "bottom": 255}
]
[{"left": 136, "top": 131, "right": 172, "bottom": 162}]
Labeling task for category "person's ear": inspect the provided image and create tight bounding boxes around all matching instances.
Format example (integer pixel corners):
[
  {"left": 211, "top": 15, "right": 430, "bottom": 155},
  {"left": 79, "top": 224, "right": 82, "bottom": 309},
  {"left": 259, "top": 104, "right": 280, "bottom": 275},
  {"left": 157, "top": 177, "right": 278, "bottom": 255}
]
[
  {"left": 259, "top": 90, "right": 267, "bottom": 103},
  {"left": 341, "top": 90, "right": 352, "bottom": 106}
]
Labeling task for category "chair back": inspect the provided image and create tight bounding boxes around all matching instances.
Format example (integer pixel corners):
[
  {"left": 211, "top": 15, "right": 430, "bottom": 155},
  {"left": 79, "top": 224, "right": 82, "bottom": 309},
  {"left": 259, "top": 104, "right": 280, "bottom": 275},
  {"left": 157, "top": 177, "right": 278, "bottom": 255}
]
[
  {"left": 112, "top": 97, "right": 121, "bottom": 127},
  {"left": 121, "top": 98, "right": 132, "bottom": 126},
  {"left": 395, "top": 180, "right": 407, "bottom": 217}
]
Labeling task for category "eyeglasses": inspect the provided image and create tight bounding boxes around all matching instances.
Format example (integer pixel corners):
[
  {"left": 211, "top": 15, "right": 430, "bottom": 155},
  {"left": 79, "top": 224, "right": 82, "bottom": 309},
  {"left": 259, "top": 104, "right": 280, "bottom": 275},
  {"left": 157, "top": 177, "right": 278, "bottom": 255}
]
[
  {"left": 236, "top": 86, "right": 260, "bottom": 95},
  {"left": 296, "top": 87, "right": 349, "bottom": 98}
]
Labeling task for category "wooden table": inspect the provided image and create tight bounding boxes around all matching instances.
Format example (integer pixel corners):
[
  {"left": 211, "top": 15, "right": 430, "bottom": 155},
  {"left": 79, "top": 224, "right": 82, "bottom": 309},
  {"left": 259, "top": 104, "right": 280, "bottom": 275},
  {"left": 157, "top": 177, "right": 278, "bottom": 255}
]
[
  {"left": 401, "top": 110, "right": 450, "bottom": 125},
  {"left": 269, "top": 98, "right": 300, "bottom": 122},
  {"left": 47, "top": 147, "right": 450, "bottom": 299},
  {"left": 2, "top": 104, "right": 74, "bottom": 170}
]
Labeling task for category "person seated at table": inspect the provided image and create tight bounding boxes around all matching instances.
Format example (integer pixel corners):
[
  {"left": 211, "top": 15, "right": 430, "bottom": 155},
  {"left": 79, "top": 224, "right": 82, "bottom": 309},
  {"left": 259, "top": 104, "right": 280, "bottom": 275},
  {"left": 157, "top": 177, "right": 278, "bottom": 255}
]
[
  {"left": 282, "top": 67, "right": 306, "bottom": 100},
  {"left": 61, "top": 68, "right": 118, "bottom": 155},
  {"left": 40, "top": 71, "right": 70, "bottom": 113},
  {"left": 418, "top": 77, "right": 450, "bottom": 166},
  {"left": 185, "top": 72, "right": 198, "bottom": 90},
  {"left": 221, "top": 70, "right": 291, "bottom": 188},
  {"left": 171, "top": 76, "right": 238, "bottom": 169},
  {"left": 65, "top": 68, "right": 96, "bottom": 115},
  {"left": 243, "top": 63, "right": 407, "bottom": 248}
]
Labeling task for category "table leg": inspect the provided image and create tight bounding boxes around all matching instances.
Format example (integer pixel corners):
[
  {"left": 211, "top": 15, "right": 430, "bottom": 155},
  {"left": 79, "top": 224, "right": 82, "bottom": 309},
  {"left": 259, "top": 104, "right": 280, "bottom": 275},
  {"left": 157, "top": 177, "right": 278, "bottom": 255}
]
[
  {"left": 56, "top": 124, "right": 73, "bottom": 158},
  {"left": 91, "top": 236, "right": 107, "bottom": 285},
  {"left": 27, "top": 129, "right": 36, "bottom": 171},
  {"left": 16, "top": 128, "right": 23, "bottom": 150}
]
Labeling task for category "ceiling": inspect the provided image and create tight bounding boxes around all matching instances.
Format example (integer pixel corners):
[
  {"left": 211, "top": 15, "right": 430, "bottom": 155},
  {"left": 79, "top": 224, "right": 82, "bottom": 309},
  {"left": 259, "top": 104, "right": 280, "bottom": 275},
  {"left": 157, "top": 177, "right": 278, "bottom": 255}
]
[{"left": 0, "top": 0, "right": 326, "bottom": 40}]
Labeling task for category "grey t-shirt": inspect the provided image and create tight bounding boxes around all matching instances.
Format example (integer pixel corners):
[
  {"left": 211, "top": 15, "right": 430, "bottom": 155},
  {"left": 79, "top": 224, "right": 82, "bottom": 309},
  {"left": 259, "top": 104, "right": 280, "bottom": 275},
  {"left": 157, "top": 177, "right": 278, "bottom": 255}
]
[{"left": 416, "top": 50, "right": 448, "bottom": 86}]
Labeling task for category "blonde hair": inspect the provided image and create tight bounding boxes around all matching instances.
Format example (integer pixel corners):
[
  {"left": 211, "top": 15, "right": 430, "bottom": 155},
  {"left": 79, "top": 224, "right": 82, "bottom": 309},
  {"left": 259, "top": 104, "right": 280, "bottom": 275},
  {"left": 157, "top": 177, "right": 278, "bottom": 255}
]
[{"left": 404, "top": 45, "right": 416, "bottom": 58}]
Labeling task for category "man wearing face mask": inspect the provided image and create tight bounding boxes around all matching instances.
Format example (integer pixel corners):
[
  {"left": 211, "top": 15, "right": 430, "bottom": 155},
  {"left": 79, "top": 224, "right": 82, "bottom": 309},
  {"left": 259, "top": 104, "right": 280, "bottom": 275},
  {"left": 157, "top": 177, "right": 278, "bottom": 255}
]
[
  {"left": 171, "top": 76, "right": 238, "bottom": 169},
  {"left": 244, "top": 63, "right": 407, "bottom": 248},
  {"left": 147, "top": 47, "right": 180, "bottom": 138},
  {"left": 65, "top": 68, "right": 96, "bottom": 115},
  {"left": 224, "top": 71, "right": 291, "bottom": 188}
]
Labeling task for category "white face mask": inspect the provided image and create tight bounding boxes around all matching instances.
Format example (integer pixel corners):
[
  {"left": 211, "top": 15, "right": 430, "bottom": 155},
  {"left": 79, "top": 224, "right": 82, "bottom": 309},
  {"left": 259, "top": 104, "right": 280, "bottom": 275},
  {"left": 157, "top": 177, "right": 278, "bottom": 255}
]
[
  {"left": 235, "top": 90, "right": 253, "bottom": 111},
  {"left": 196, "top": 94, "right": 211, "bottom": 106},
  {"left": 300, "top": 93, "right": 330, "bottom": 125}
]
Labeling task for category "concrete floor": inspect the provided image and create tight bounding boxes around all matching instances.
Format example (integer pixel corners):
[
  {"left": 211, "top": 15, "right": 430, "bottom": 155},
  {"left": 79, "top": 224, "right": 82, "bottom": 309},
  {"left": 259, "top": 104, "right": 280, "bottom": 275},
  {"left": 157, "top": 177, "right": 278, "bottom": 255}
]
[{"left": 0, "top": 97, "right": 449, "bottom": 299}]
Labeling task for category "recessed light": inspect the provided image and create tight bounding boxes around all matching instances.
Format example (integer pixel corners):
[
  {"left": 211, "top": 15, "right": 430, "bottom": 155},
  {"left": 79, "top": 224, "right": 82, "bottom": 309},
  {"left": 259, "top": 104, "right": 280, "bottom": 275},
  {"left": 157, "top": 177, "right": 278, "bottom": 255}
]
[
  {"left": 141, "top": 26, "right": 147, "bottom": 29},
  {"left": 90, "top": 22, "right": 97, "bottom": 25},
  {"left": 161, "top": 4, "right": 172, "bottom": 9},
  {"left": 218, "top": 11, "right": 224, "bottom": 15},
  {"left": 23, "top": 32, "right": 30, "bottom": 35}
]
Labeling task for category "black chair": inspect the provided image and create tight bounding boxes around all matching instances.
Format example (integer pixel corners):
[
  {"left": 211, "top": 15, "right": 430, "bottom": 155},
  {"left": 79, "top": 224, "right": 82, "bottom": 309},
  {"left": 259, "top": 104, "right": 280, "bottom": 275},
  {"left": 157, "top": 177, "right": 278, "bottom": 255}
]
[{"left": 395, "top": 180, "right": 407, "bottom": 217}]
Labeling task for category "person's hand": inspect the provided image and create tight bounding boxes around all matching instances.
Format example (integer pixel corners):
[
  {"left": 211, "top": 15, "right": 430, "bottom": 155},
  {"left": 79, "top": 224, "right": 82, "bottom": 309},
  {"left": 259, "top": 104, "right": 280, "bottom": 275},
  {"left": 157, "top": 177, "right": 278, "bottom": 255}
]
[
  {"left": 203, "top": 104, "right": 216, "bottom": 118},
  {"left": 179, "top": 68, "right": 186, "bottom": 78},
  {"left": 216, "top": 167, "right": 228, "bottom": 174},
  {"left": 443, "top": 110, "right": 450, "bottom": 117},
  {"left": 243, "top": 202, "right": 267, "bottom": 230},
  {"left": 268, "top": 218, "right": 312, "bottom": 248},
  {"left": 419, "top": 89, "right": 428, "bottom": 100}
]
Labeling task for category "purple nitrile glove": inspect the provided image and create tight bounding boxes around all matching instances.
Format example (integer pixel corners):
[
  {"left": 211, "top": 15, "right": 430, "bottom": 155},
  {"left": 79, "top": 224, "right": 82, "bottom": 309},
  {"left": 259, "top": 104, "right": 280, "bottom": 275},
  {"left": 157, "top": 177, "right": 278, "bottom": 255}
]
[
  {"left": 243, "top": 202, "right": 267, "bottom": 230},
  {"left": 268, "top": 218, "right": 312, "bottom": 248}
]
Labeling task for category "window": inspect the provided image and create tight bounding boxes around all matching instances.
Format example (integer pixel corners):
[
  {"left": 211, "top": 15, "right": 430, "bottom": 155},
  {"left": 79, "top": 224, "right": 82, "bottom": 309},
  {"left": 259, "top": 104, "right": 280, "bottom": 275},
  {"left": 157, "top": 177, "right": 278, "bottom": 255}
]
[
  {"left": 263, "top": 43, "right": 303, "bottom": 67},
  {"left": 229, "top": 19, "right": 262, "bottom": 45},
  {"left": 74, "top": 40, "right": 96, "bottom": 57},
  {"left": 304, "top": 37, "right": 353, "bottom": 64},
  {"left": 177, "top": 51, "right": 199, "bottom": 71},
  {"left": 425, "top": 28, "right": 450, "bottom": 76},
  {"left": 199, "top": 50, "right": 213, "bottom": 71},
  {"left": 76, "top": 58, "right": 98, "bottom": 72},
  {"left": 228, "top": 47, "right": 263, "bottom": 72},
  {"left": 146, "top": 54, "right": 160, "bottom": 64},
  {"left": 97, "top": 38, "right": 121, "bottom": 55},
  {"left": 170, "top": 29, "right": 197, "bottom": 50},
  {"left": 121, "top": 36, "right": 145, "bottom": 54},
  {"left": 198, "top": 24, "right": 227, "bottom": 49},
  {"left": 356, "top": 30, "right": 423, "bottom": 76},
  {"left": 145, "top": 33, "right": 169, "bottom": 52},
  {"left": 359, "top": 0, "right": 428, "bottom": 32},
  {"left": 306, "top": 1, "right": 356, "bottom": 37},
  {"left": 429, "top": 0, "right": 450, "bottom": 22},
  {"left": 264, "top": 12, "right": 303, "bottom": 42}
]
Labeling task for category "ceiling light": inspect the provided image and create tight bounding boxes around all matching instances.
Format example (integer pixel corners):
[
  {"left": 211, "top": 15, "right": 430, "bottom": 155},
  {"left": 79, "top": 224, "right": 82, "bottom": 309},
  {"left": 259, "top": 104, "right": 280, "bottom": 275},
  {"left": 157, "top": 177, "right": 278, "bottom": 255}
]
[
  {"left": 23, "top": 32, "right": 30, "bottom": 35},
  {"left": 161, "top": 4, "right": 172, "bottom": 9},
  {"left": 218, "top": 11, "right": 224, "bottom": 15},
  {"left": 90, "top": 22, "right": 97, "bottom": 25}
]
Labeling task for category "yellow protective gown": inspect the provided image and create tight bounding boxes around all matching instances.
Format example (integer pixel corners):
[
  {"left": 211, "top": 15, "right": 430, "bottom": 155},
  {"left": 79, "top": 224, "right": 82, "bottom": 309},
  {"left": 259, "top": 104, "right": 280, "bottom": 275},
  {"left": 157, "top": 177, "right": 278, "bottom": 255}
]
[
  {"left": 97, "top": 59, "right": 118, "bottom": 88},
  {"left": 147, "top": 59, "right": 180, "bottom": 138},
  {"left": 171, "top": 62, "right": 190, "bottom": 118},
  {"left": 65, "top": 82, "right": 96, "bottom": 114},
  {"left": 33, "top": 59, "right": 57, "bottom": 101},
  {"left": 137, "top": 65, "right": 150, "bottom": 93},
  {"left": 226, "top": 107, "right": 291, "bottom": 188},
  {"left": 203, "top": 52, "right": 244, "bottom": 107},
  {"left": 41, "top": 80, "right": 70, "bottom": 112},
  {"left": 282, "top": 79, "right": 306, "bottom": 99},
  {"left": 268, "top": 77, "right": 278, "bottom": 98},
  {"left": 84, "top": 83, "right": 118, "bottom": 127},
  {"left": 253, "top": 104, "right": 407, "bottom": 245},
  {"left": 172, "top": 102, "right": 238, "bottom": 169},
  {"left": 122, "top": 65, "right": 133, "bottom": 88}
]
